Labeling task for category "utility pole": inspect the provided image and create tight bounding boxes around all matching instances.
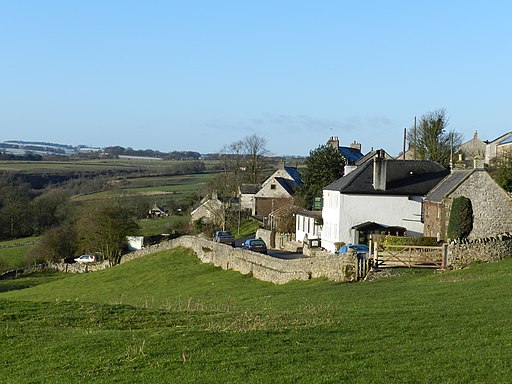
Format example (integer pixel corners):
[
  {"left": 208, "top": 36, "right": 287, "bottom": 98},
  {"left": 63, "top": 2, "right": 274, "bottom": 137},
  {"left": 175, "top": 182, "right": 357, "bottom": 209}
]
[
  {"left": 402, "top": 128, "right": 406, "bottom": 160},
  {"left": 413, "top": 116, "right": 417, "bottom": 160}
]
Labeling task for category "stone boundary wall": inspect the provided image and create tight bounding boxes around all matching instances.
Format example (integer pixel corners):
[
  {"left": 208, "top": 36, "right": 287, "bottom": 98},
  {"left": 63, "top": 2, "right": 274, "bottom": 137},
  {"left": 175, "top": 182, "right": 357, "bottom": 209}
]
[
  {"left": 49, "top": 260, "right": 111, "bottom": 273},
  {"left": 0, "top": 236, "right": 358, "bottom": 284},
  {"left": 447, "top": 233, "right": 512, "bottom": 268},
  {"left": 0, "top": 260, "right": 110, "bottom": 280},
  {"left": 122, "top": 235, "right": 358, "bottom": 284}
]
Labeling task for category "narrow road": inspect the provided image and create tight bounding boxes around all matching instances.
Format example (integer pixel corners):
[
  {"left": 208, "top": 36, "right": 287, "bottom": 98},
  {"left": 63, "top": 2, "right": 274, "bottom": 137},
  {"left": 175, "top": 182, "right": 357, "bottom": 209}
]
[{"left": 235, "top": 235, "right": 304, "bottom": 259}]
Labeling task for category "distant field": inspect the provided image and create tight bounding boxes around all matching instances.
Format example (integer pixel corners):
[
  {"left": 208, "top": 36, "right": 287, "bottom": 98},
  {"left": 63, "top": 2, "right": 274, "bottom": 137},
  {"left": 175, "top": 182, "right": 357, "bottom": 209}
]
[
  {"left": 138, "top": 216, "right": 190, "bottom": 236},
  {"left": 73, "top": 173, "right": 215, "bottom": 205},
  {"left": 0, "top": 158, "right": 222, "bottom": 173},
  {"left": 2, "top": 249, "right": 512, "bottom": 382},
  {"left": 0, "top": 236, "right": 40, "bottom": 271}
]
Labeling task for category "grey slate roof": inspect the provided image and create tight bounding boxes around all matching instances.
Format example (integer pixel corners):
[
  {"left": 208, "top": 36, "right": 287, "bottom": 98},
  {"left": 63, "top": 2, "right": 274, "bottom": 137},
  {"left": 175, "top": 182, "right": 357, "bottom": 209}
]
[
  {"left": 324, "top": 159, "right": 449, "bottom": 195},
  {"left": 424, "top": 170, "right": 475, "bottom": 203},
  {"left": 275, "top": 177, "right": 301, "bottom": 195},
  {"left": 239, "top": 183, "right": 261, "bottom": 194}
]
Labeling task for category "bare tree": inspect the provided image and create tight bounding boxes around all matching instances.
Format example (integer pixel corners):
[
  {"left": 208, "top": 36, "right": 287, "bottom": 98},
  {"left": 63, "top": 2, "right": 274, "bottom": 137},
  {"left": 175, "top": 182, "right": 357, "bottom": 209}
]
[
  {"left": 243, "top": 134, "right": 269, "bottom": 184},
  {"left": 407, "top": 109, "right": 463, "bottom": 168},
  {"left": 208, "top": 134, "right": 269, "bottom": 197}
]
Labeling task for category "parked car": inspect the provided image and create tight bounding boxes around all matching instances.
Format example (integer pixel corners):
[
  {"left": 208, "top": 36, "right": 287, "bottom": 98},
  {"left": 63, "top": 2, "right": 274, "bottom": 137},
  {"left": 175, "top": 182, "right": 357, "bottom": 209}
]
[
  {"left": 336, "top": 244, "right": 369, "bottom": 256},
  {"left": 243, "top": 238, "right": 267, "bottom": 254},
  {"left": 214, "top": 230, "right": 236, "bottom": 247},
  {"left": 74, "top": 254, "right": 97, "bottom": 263}
]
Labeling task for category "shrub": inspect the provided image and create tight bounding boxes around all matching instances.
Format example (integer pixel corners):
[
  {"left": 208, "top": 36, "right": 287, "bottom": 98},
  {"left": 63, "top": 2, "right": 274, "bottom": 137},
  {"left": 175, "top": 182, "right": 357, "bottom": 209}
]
[
  {"left": 382, "top": 236, "right": 438, "bottom": 246},
  {"left": 447, "top": 196, "right": 473, "bottom": 240}
]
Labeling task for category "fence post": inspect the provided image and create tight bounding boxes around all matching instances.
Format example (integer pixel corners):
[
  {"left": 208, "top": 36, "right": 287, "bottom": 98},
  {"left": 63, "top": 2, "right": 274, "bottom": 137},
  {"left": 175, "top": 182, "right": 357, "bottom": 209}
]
[
  {"left": 373, "top": 241, "right": 378, "bottom": 268},
  {"left": 442, "top": 243, "right": 448, "bottom": 269}
]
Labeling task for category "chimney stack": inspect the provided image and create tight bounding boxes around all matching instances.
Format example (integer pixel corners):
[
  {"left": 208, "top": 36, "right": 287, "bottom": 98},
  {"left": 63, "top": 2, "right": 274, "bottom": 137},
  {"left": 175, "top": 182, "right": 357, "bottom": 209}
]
[
  {"left": 328, "top": 136, "right": 340, "bottom": 150},
  {"left": 350, "top": 141, "right": 361, "bottom": 151},
  {"left": 373, "top": 150, "right": 387, "bottom": 191}
]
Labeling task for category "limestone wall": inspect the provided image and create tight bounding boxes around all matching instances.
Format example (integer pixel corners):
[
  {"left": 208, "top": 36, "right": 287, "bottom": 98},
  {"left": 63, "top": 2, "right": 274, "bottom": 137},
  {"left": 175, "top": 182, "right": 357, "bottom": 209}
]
[
  {"left": 122, "top": 235, "right": 358, "bottom": 284},
  {"left": 49, "top": 260, "right": 111, "bottom": 273},
  {"left": 448, "top": 233, "right": 512, "bottom": 268}
]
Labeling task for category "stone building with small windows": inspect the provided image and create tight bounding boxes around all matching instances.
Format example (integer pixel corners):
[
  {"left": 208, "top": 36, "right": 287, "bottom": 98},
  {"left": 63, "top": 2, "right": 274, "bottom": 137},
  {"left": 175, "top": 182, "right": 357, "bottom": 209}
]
[
  {"left": 423, "top": 162, "right": 512, "bottom": 241},
  {"left": 253, "top": 161, "right": 302, "bottom": 217}
]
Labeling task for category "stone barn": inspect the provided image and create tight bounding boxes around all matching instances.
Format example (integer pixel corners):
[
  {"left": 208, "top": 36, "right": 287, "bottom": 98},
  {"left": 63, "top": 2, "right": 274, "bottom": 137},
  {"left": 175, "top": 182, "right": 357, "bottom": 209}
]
[{"left": 424, "top": 167, "right": 512, "bottom": 241}]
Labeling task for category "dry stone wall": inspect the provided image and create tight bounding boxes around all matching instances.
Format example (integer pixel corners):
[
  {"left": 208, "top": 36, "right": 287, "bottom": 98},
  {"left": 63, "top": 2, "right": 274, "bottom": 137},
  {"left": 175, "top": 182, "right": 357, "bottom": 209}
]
[
  {"left": 122, "top": 235, "right": 358, "bottom": 284},
  {"left": 447, "top": 233, "right": 512, "bottom": 268}
]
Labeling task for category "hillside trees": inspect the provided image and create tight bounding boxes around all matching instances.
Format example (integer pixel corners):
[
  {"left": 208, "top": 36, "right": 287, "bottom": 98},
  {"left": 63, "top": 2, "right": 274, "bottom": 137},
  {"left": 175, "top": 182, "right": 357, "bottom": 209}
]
[
  {"left": 0, "top": 185, "right": 34, "bottom": 239},
  {"left": 29, "top": 200, "right": 140, "bottom": 265},
  {"left": 76, "top": 202, "right": 140, "bottom": 265},
  {"left": 407, "top": 109, "right": 463, "bottom": 168},
  {"left": 27, "top": 224, "right": 78, "bottom": 264},
  {"left": 298, "top": 144, "right": 345, "bottom": 209}
]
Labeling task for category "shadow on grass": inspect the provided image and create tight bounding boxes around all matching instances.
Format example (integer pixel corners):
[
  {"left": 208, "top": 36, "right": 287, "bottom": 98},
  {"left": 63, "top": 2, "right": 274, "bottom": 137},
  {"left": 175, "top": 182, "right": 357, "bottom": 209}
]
[{"left": 0, "top": 284, "right": 33, "bottom": 293}]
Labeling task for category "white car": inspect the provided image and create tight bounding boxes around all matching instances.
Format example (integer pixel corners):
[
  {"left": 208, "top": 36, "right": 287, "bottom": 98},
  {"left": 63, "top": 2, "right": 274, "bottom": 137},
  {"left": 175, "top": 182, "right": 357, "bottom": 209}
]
[{"left": 74, "top": 254, "right": 96, "bottom": 263}]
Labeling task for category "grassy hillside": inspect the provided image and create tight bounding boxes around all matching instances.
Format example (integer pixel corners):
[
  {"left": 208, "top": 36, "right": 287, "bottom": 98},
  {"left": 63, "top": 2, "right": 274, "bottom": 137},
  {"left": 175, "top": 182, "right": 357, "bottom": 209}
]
[
  {"left": 0, "top": 237, "right": 40, "bottom": 272},
  {"left": 2, "top": 249, "right": 512, "bottom": 383}
]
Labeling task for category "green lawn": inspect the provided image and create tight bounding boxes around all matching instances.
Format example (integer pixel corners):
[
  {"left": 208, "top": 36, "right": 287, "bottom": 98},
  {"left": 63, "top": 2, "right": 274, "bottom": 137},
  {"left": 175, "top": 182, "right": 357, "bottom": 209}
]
[{"left": 2, "top": 248, "right": 512, "bottom": 383}]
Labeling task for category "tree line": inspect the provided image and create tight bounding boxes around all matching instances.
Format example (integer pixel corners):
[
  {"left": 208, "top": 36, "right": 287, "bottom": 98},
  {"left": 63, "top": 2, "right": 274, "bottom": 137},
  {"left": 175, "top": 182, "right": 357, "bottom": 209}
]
[{"left": 103, "top": 146, "right": 201, "bottom": 160}]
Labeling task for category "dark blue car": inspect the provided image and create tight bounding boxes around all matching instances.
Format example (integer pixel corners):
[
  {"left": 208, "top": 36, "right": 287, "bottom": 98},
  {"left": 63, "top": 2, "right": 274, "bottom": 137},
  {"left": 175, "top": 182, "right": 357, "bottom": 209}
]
[{"left": 243, "top": 238, "right": 267, "bottom": 254}]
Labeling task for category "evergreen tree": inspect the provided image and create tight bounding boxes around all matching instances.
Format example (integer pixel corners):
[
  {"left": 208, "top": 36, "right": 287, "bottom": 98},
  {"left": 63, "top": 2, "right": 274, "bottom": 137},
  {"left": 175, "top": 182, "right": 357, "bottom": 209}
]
[
  {"left": 447, "top": 196, "right": 473, "bottom": 240},
  {"left": 298, "top": 144, "right": 345, "bottom": 209}
]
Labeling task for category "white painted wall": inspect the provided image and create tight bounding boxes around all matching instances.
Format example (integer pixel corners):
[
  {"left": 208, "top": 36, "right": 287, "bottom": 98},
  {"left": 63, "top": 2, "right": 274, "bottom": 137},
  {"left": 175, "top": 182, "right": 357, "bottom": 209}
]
[
  {"left": 321, "top": 190, "right": 425, "bottom": 253},
  {"left": 295, "top": 214, "right": 322, "bottom": 243},
  {"left": 240, "top": 193, "right": 255, "bottom": 211}
]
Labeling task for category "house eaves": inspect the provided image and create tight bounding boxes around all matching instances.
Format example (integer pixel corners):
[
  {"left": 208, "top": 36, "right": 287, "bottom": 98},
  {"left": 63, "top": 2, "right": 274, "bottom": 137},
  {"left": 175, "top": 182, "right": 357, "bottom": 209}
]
[
  {"left": 324, "top": 160, "right": 449, "bottom": 196},
  {"left": 424, "top": 170, "right": 475, "bottom": 203}
]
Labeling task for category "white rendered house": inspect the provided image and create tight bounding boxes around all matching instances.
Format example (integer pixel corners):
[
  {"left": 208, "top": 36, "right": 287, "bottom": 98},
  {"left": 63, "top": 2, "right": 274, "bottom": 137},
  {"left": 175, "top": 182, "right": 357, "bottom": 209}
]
[{"left": 321, "top": 151, "right": 449, "bottom": 253}]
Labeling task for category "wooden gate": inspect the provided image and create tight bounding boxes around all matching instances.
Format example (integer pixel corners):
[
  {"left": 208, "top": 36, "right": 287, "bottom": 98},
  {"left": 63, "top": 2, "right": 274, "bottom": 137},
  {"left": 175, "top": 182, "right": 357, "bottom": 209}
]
[{"left": 372, "top": 242, "right": 447, "bottom": 269}]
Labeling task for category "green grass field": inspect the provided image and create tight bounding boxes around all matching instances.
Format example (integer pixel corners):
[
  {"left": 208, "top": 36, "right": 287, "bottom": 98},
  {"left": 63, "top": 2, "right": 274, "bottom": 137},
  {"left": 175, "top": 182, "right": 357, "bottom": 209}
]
[
  {"left": 0, "top": 237, "right": 40, "bottom": 272},
  {"left": 138, "top": 216, "right": 190, "bottom": 236},
  {"left": 2, "top": 248, "right": 512, "bottom": 383},
  {"left": 72, "top": 173, "right": 215, "bottom": 206},
  {"left": 0, "top": 159, "right": 222, "bottom": 173}
]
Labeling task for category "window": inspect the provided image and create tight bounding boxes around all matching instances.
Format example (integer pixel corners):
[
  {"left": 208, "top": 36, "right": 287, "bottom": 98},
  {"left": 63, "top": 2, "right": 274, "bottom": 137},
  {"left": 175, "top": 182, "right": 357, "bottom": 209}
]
[{"left": 270, "top": 184, "right": 276, "bottom": 190}]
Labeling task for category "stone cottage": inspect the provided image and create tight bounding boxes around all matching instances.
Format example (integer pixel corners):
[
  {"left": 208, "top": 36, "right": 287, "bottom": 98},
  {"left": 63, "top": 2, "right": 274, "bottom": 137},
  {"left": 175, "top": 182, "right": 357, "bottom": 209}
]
[{"left": 423, "top": 165, "right": 512, "bottom": 241}]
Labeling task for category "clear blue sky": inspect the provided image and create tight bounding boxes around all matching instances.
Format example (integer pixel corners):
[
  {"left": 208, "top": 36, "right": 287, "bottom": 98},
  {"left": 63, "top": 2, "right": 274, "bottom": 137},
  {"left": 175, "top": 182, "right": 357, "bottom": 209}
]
[{"left": 2, "top": 1, "right": 511, "bottom": 156}]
